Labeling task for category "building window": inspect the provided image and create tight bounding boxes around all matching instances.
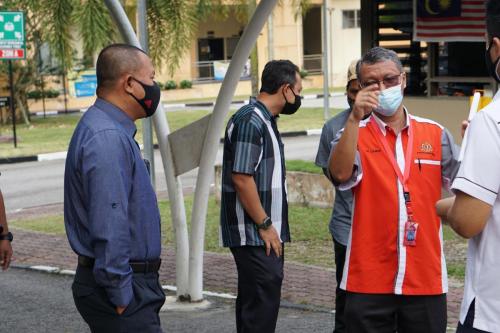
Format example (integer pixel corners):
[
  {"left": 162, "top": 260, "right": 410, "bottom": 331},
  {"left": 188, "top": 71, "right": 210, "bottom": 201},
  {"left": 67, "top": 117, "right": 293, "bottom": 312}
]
[{"left": 342, "top": 10, "right": 360, "bottom": 29}]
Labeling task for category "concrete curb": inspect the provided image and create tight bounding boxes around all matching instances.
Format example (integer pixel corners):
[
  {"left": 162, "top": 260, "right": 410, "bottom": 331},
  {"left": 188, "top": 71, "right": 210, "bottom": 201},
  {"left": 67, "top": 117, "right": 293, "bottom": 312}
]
[
  {"left": 10, "top": 263, "right": 337, "bottom": 314},
  {"left": 0, "top": 130, "right": 321, "bottom": 165},
  {"left": 29, "top": 92, "right": 343, "bottom": 117},
  {"left": 33, "top": 108, "right": 87, "bottom": 117},
  {"left": 0, "top": 151, "right": 68, "bottom": 164}
]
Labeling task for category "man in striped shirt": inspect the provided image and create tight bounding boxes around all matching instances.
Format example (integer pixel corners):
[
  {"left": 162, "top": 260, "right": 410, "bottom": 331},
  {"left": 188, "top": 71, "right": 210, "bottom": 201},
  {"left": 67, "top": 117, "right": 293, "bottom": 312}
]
[{"left": 220, "top": 60, "right": 302, "bottom": 333}]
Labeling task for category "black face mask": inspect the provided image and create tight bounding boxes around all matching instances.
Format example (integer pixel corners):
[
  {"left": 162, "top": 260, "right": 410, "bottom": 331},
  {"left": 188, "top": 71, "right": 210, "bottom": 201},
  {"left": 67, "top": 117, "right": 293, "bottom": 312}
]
[
  {"left": 281, "top": 86, "right": 301, "bottom": 115},
  {"left": 485, "top": 40, "right": 500, "bottom": 83},
  {"left": 129, "top": 77, "right": 161, "bottom": 117}
]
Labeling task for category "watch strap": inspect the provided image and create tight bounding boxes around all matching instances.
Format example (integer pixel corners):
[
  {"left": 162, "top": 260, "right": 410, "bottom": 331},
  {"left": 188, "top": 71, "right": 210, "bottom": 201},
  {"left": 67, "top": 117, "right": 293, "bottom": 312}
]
[
  {"left": 256, "top": 217, "right": 272, "bottom": 230},
  {"left": 0, "top": 232, "right": 13, "bottom": 242}
]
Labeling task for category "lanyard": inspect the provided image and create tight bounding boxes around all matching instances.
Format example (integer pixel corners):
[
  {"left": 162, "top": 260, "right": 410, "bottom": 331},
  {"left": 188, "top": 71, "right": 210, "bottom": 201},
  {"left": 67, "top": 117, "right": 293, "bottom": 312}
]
[
  {"left": 368, "top": 116, "right": 414, "bottom": 195},
  {"left": 368, "top": 115, "right": 418, "bottom": 246}
]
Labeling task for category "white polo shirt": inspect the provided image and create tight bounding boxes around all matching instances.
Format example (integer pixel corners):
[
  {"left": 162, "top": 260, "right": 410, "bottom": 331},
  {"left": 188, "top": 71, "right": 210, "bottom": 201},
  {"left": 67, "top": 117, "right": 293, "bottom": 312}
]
[{"left": 451, "top": 90, "right": 500, "bottom": 332}]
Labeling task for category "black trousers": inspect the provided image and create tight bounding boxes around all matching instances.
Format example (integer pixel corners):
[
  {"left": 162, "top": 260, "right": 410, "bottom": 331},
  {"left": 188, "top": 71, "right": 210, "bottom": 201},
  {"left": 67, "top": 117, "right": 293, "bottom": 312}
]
[
  {"left": 72, "top": 265, "right": 166, "bottom": 333},
  {"left": 333, "top": 238, "right": 347, "bottom": 333},
  {"left": 457, "top": 299, "right": 491, "bottom": 333},
  {"left": 230, "top": 245, "right": 284, "bottom": 333},
  {"left": 345, "top": 292, "right": 447, "bottom": 333}
]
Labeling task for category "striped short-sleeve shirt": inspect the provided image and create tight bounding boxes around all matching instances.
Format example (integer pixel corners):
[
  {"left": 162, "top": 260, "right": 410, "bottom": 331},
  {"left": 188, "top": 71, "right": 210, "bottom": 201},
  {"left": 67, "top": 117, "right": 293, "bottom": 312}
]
[{"left": 220, "top": 100, "right": 290, "bottom": 247}]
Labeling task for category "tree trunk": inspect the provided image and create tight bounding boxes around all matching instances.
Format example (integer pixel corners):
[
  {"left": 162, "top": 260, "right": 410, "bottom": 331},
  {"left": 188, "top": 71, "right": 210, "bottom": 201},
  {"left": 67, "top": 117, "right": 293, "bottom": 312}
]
[{"left": 16, "top": 95, "right": 30, "bottom": 126}]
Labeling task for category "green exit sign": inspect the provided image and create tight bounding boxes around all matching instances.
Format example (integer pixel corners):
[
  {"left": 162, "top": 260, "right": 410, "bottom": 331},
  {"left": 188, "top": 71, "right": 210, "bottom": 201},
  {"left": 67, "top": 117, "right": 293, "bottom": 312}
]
[{"left": 0, "top": 11, "right": 25, "bottom": 60}]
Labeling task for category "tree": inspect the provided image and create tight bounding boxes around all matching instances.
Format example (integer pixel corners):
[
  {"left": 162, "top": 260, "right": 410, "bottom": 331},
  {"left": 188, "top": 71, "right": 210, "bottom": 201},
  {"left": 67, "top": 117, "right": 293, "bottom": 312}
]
[
  {"left": 0, "top": 0, "right": 115, "bottom": 123},
  {"left": 4, "top": 0, "right": 311, "bottom": 303}
]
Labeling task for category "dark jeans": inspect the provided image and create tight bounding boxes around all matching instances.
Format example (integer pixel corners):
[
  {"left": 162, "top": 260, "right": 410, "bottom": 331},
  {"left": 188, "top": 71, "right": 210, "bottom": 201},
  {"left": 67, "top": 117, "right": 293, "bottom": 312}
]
[
  {"left": 72, "top": 265, "right": 166, "bottom": 333},
  {"left": 345, "top": 292, "right": 447, "bottom": 333},
  {"left": 333, "top": 238, "right": 347, "bottom": 333},
  {"left": 457, "top": 299, "right": 491, "bottom": 333},
  {"left": 230, "top": 245, "right": 284, "bottom": 333}
]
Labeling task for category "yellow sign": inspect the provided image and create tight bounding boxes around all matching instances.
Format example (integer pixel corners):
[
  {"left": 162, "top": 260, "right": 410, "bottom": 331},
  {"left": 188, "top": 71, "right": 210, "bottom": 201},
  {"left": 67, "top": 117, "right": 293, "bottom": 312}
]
[{"left": 469, "top": 90, "right": 492, "bottom": 112}]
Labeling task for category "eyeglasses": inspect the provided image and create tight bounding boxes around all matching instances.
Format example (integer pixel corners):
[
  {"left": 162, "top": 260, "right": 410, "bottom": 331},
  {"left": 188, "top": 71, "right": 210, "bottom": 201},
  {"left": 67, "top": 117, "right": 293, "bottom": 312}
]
[{"left": 361, "top": 73, "right": 403, "bottom": 89}]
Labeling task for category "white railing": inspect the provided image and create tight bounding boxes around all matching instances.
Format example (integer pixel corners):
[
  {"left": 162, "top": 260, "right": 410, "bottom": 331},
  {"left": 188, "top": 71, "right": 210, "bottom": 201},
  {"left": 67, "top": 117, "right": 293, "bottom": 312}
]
[{"left": 303, "top": 54, "right": 323, "bottom": 75}]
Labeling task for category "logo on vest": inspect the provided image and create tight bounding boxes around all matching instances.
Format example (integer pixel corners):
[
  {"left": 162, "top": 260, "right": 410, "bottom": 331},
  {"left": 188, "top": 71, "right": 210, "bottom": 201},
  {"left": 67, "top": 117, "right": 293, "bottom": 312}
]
[
  {"left": 419, "top": 142, "right": 433, "bottom": 153},
  {"left": 366, "top": 147, "right": 381, "bottom": 153}
]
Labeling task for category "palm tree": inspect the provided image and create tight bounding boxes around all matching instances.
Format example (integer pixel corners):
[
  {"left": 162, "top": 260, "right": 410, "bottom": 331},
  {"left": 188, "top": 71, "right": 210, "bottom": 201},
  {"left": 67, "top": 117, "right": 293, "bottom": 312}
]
[
  {"left": 4, "top": 0, "right": 310, "bottom": 302},
  {"left": 2, "top": 0, "right": 310, "bottom": 119}
]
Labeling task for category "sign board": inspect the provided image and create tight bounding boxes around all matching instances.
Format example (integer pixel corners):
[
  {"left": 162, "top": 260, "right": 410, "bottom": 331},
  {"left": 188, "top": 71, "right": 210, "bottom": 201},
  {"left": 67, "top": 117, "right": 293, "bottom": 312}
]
[
  {"left": 70, "top": 70, "right": 97, "bottom": 97},
  {"left": 168, "top": 114, "right": 211, "bottom": 176},
  {"left": 74, "top": 77, "right": 97, "bottom": 97},
  {"left": 0, "top": 96, "right": 9, "bottom": 107},
  {"left": 213, "top": 59, "right": 251, "bottom": 81},
  {"left": 0, "top": 12, "right": 25, "bottom": 60},
  {"left": 214, "top": 61, "right": 230, "bottom": 81}
]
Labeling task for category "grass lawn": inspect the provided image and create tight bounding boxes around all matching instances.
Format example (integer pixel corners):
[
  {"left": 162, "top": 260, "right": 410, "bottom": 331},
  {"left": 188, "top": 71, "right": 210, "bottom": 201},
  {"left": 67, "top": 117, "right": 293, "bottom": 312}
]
[
  {"left": 10, "top": 196, "right": 467, "bottom": 279},
  {"left": 0, "top": 107, "right": 342, "bottom": 158},
  {"left": 286, "top": 160, "right": 322, "bottom": 175},
  {"left": 10, "top": 197, "right": 333, "bottom": 268},
  {"left": 302, "top": 86, "right": 345, "bottom": 95}
]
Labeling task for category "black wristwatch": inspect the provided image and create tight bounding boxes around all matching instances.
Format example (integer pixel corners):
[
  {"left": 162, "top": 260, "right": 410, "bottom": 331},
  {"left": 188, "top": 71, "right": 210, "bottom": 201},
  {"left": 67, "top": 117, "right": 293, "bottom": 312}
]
[
  {"left": 256, "top": 217, "right": 273, "bottom": 231},
  {"left": 0, "top": 232, "right": 13, "bottom": 242}
]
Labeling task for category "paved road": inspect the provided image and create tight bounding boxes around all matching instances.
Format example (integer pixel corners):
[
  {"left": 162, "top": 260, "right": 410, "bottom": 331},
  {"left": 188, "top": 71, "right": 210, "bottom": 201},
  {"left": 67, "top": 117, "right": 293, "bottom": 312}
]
[
  {"left": 0, "top": 267, "right": 334, "bottom": 333},
  {"left": 1, "top": 135, "right": 320, "bottom": 213},
  {"left": 163, "top": 95, "right": 349, "bottom": 112}
]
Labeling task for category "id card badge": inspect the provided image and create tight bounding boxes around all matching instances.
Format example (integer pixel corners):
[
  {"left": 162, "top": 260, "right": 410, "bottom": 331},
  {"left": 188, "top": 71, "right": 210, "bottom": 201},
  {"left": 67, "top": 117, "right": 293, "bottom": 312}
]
[{"left": 404, "top": 221, "right": 419, "bottom": 247}]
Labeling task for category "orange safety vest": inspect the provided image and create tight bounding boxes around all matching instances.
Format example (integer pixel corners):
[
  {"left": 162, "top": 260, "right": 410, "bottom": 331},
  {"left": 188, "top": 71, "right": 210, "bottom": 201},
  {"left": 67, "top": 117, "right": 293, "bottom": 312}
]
[{"left": 340, "top": 114, "right": 447, "bottom": 295}]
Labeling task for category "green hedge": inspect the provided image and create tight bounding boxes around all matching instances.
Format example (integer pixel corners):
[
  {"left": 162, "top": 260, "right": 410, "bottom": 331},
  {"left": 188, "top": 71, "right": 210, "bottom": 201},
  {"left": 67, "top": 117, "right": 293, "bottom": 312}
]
[
  {"left": 26, "top": 89, "right": 60, "bottom": 100},
  {"left": 179, "top": 80, "right": 192, "bottom": 89}
]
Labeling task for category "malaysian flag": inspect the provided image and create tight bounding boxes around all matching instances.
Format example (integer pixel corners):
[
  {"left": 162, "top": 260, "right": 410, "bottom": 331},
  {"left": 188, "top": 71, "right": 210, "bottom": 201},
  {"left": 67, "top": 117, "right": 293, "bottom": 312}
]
[{"left": 413, "top": 0, "right": 486, "bottom": 42}]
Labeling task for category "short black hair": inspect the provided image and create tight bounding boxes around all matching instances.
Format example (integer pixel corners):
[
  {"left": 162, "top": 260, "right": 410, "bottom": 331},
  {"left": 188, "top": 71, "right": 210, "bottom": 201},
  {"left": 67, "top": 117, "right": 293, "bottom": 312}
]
[
  {"left": 96, "top": 44, "right": 146, "bottom": 89},
  {"left": 487, "top": 0, "right": 500, "bottom": 39},
  {"left": 260, "top": 60, "right": 300, "bottom": 94}
]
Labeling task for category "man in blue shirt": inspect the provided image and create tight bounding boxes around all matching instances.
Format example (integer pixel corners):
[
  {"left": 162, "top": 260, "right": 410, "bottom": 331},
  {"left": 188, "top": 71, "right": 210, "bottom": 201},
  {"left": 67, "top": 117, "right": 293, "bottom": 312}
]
[
  {"left": 64, "top": 44, "right": 165, "bottom": 333},
  {"left": 315, "top": 60, "right": 359, "bottom": 333},
  {"left": 220, "top": 60, "right": 302, "bottom": 333}
]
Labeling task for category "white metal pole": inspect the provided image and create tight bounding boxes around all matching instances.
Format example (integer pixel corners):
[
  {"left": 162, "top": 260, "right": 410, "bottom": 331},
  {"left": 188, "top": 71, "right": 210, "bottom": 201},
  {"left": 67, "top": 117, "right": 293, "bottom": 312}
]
[
  {"left": 104, "top": 0, "right": 190, "bottom": 299},
  {"left": 137, "top": 0, "right": 156, "bottom": 188},
  {"left": 268, "top": 11, "right": 274, "bottom": 61},
  {"left": 187, "top": 0, "right": 279, "bottom": 302},
  {"left": 322, "top": 0, "right": 330, "bottom": 120}
]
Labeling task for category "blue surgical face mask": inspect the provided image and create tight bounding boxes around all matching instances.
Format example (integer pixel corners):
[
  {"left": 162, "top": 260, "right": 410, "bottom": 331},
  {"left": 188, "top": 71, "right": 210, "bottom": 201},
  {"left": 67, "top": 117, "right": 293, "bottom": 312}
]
[{"left": 375, "top": 84, "right": 403, "bottom": 117}]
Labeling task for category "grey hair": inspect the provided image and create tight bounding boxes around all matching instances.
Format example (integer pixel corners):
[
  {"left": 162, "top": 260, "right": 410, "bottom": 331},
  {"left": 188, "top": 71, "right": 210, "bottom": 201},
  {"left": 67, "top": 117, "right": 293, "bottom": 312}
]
[{"left": 356, "top": 47, "right": 403, "bottom": 81}]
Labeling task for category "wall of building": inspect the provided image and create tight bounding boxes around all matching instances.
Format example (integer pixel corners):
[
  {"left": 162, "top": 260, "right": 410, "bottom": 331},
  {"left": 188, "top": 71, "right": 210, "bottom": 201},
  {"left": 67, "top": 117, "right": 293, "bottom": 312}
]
[
  {"left": 154, "top": 0, "right": 361, "bottom": 97},
  {"left": 329, "top": 0, "right": 361, "bottom": 86}
]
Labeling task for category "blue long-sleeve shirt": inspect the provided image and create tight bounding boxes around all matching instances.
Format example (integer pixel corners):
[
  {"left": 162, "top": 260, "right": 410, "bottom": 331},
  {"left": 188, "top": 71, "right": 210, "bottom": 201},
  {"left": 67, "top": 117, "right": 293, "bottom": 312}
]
[{"left": 64, "top": 98, "right": 161, "bottom": 307}]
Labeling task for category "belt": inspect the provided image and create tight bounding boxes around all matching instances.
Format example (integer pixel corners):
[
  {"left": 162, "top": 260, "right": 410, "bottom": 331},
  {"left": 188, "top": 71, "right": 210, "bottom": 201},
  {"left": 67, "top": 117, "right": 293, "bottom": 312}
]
[{"left": 78, "top": 255, "right": 161, "bottom": 274}]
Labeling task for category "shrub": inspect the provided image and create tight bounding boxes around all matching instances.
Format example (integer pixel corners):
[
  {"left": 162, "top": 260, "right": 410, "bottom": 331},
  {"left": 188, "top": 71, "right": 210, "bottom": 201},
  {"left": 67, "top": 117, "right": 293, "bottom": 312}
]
[
  {"left": 26, "top": 89, "right": 60, "bottom": 100},
  {"left": 165, "top": 80, "right": 177, "bottom": 90},
  {"left": 179, "top": 80, "right": 192, "bottom": 89},
  {"left": 299, "top": 69, "right": 309, "bottom": 79},
  {"left": 45, "top": 89, "right": 60, "bottom": 98}
]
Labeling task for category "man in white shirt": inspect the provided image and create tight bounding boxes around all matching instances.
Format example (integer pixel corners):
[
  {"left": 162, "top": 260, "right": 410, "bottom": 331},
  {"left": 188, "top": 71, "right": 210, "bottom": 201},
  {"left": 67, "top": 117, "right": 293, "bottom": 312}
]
[{"left": 436, "top": 1, "right": 500, "bottom": 332}]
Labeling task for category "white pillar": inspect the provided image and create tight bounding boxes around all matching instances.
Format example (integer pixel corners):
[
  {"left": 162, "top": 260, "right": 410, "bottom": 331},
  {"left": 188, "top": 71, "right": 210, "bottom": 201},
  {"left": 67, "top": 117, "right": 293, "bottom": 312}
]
[{"left": 137, "top": 0, "right": 156, "bottom": 188}]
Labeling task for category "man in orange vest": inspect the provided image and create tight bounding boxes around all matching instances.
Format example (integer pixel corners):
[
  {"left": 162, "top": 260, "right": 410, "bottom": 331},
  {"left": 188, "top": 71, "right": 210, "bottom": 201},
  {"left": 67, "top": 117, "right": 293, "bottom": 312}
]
[{"left": 329, "top": 46, "right": 460, "bottom": 332}]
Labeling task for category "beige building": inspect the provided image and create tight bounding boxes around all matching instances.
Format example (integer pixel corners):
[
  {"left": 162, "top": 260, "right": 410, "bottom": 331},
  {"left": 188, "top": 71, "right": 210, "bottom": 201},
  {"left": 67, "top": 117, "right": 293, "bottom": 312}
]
[
  {"left": 157, "top": 0, "right": 361, "bottom": 99},
  {"left": 29, "top": 0, "right": 361, "bottom": 112}
]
